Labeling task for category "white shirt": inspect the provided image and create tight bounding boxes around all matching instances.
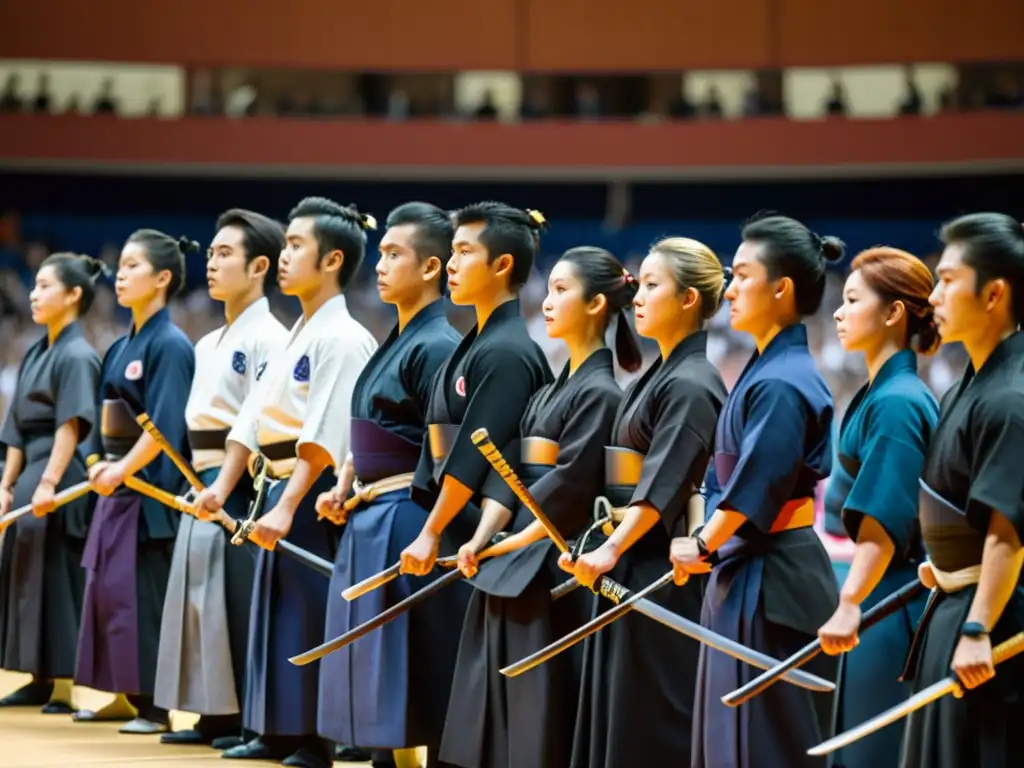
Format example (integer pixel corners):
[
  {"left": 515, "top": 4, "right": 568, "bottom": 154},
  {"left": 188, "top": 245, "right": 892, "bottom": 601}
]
[
  {"left": 185, "top": 298, "right": 288, "bottom": 472},
  {"left": 228, "top": 295, "right": 377, "bottom": 478}
]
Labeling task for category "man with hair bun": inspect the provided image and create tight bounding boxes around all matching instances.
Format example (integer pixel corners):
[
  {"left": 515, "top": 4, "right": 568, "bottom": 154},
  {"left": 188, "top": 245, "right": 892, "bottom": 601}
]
[
  {"left": 398, "top": 201, "right": 552, "bottom": 578},
  {"left": 154, "top": 208, "right": 287, "bottom": 751},
  {"left": 195, "top": 197, "right": 378, "bottom": 768},
  {"left": 314, "top": 201, "right": 463, "bottom": 768}
]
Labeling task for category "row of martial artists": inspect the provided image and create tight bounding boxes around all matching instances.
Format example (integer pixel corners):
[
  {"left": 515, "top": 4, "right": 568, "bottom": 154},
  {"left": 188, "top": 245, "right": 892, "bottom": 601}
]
[{"left": 1, "top": 199, "right": 1022, "bottom": 768}]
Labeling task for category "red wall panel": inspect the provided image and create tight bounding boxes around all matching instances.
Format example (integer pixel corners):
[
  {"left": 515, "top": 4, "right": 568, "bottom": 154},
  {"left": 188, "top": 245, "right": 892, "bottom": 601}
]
[
  {"left": 522, "top": 0, "right": 772, "bottom": 71},
  {"left": 0, "top": 0, "right": 519, "bottom": 70},
  {"left": 776, "top": 0, "right": 1024, "bottom": 67},
  {"left": 1, "top": 114, "right": 1021, "bottom": 179}
]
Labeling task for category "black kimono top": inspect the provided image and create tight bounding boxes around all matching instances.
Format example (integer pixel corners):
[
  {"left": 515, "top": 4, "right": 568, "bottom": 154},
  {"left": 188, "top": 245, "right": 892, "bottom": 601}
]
[
  {"left": 920, "top": 331, "right": 1024, "bottom": 572},
  {"left": 412, "top": 299, "right": 552, "bottom": 516},
  {"left": 474, "top": 349, "right": 622, "bottom": 597}
]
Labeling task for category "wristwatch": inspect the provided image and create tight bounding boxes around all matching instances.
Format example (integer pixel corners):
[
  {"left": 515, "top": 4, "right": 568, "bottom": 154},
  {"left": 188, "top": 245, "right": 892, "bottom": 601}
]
[
  {"left": 694, "top": 533, "right": 710, "bottom": 559},
  {"left": 961, "top": 621, "right": 989, "bottom": 638}
]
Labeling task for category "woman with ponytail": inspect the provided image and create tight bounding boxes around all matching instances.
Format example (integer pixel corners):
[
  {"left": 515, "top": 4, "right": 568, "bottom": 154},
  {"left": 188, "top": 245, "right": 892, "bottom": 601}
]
[
  {"left": 443, "top": 246, "right": 635, "bottom": 768},
  {"left": 0, "top": 254, "right": 104, "bottom": 714},
  {"left": 817, "top": 247, "right": 939, "bottom": 768},
  {"left": 75, "top": 230, "right": 197, "bottom": 733},
  {"left": 557, "top": 238, "right": 728, "bottom": 768}
]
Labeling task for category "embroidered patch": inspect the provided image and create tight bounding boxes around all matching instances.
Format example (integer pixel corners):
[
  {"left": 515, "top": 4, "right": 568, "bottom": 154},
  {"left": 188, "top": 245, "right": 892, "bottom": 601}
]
[
  {"left": 256, "top": 361, "right": 268, "bottom": 381},
  {"left": 293, "top": 355, "right": 311, "bottom": 383},
  {"left": 232, "top": 350, "right": 247, "bottom": 375},
  {"left": 124, "top": 360, "right": 144, "bottom": 381},
  {"left": 455, "top": 375, "right": 467, "bottom": 397}
]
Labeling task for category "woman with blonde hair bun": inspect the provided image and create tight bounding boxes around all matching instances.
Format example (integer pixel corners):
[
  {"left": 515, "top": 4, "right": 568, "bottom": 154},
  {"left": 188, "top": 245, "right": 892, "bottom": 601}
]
[{"left": 559, "top": 236, "right": 728, "bottom": 767}]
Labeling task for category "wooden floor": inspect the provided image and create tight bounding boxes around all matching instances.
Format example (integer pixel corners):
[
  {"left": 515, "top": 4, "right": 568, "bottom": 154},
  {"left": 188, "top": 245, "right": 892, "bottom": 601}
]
[{"left": 0, "top": 670, "right": 373, "bottom": 767}]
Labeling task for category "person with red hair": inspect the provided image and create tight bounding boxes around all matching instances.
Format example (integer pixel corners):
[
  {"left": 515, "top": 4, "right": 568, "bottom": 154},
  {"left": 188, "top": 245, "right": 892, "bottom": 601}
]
[{"left": 819, "top": 246, "right": 940, "bottom": 768}]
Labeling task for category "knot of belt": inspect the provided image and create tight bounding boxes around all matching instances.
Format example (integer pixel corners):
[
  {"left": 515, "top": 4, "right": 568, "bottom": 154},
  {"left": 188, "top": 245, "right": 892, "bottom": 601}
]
[{"left": 344, "top": 472, "right": 415, "bottom": 512}]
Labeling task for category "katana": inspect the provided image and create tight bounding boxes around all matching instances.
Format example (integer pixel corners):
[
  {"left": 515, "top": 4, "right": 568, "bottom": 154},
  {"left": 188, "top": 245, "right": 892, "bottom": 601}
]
[
  {"left": 472, "top": 428, "right": 836, "bottom": 693},
  {"left": 723, "top": 579, "right": 927, "bottom": 706},
  {"left": 134, "top": 412, "right": 332, "bottom": 577},
  {"left": 808, "top": 630, "right": 1024, "bottom": 756},
  {"left": 0, "top": 481, "right": 91, "bottom": 531}
]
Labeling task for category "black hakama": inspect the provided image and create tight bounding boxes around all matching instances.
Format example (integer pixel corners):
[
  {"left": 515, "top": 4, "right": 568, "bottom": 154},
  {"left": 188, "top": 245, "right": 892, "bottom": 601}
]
[
  {"left": 571, "top": 332, "right": 726, "bottom": 768},
  {"left": 0, "top": 322, "right": 98, "bottom": 683},
  {"left": 899, "top": 332, "right": 1024, "bottom": 768},
  {"left": 441, "top": 350, "right": 621, "bottom": 768}
]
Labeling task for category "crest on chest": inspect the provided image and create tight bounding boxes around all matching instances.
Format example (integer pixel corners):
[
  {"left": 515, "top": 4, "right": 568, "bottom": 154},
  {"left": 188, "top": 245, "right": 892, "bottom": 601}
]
[
  {"left": 293, "top": 355, "right": 311, "bottom": 383},
  {"left": 231, "top": 350, "right": 247, "bottom": 375},
  {"left": 455, "top": 375, "right": 467, "bottom": 398},
  {"left": 124, "top": 360, "right": 144, "bottom": 381}
]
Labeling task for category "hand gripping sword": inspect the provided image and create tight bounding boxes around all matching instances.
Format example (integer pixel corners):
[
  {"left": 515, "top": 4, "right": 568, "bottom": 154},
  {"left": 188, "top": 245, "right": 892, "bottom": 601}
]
[
  {"left": 471, "top": 428, "right": 835, "bottom": 693},
  {"left": 808, "top": 630, "right": 1024, "bottom": 756},
  {"left": 722, "top": 579, "right": 927, "bottom": 706},
  {"left": 133, "top": 413, "right": 331, "bottom": 577}
]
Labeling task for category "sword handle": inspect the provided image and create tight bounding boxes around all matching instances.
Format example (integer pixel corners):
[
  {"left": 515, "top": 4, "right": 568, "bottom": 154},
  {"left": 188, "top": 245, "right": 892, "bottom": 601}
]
[{"left": 993, "top": 631, "right": 1024, "bottom": 664}]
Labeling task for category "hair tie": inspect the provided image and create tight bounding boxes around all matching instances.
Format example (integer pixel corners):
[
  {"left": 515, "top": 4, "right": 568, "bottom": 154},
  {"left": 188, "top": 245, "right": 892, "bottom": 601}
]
[
  {"left": 362, "top": 213, "right": 378, "bottom": 232},
  {"left": 527, "top": 209, "right": 549, "bottom": 230},
  {"left": 621, "top": 268, "right": 636, "bottom": 286}
]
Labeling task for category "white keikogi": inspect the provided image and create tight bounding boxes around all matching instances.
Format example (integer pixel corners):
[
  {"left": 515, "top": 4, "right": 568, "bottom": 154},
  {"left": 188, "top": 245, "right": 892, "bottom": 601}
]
[
  {"left": 155, "top": 297, "right": 288, "bottom": 716},
  {"left": 228, "top": 294, "right": 378, "bottom": 479}
]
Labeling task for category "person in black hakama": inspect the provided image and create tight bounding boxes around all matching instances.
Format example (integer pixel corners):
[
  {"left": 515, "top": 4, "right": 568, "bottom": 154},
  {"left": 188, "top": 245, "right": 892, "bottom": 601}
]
[
  {"left": 897, "top": 213, "right": 1024, "bottom": 768},
  {"left": 557, "top": 238, "right": 728, "bottom": 767},
  {"left": 155, "top": 209, "right": 287, "bottom": 750},
  {"left": 444, "top": 247, "right": 640, "bottom": 768},
  {"left": 0, "top": 254, "right": 103, "bottom": 714},
  {"left": 79, "top": 230, "right": 198, "bottom": 733},
  {"left": 398, "top": 203, "right": 553, "bottom": 766},
  {"left": 817, "top": 247, "right": 939, "bottom": 768},
  {"left": 197, "top": 198, "right": 378, "bottom": 768},
  {"left": 314, "top": 203, "right": 462, "bottom": 768},
  {"left": 671, "top": 214, "right": 844, "bottom": 768}
]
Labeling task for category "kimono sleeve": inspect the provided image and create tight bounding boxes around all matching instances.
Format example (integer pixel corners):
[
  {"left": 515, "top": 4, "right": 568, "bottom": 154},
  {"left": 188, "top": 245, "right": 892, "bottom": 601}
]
[
  {"left": 634, "top": 378, "right": 720, "bottom": 535},
  {"left": 297, "top": 337, "right": 370, "bottom": 471},
  {"left": 53, "top": 345, "right": 101, "bottom": 443},
  {"left": 143, "top": 333, "right": 195, "bottom": 459},
  {"left": 440, "top": 347, "right": 545, "bottom": 494},
  {"left": 715, "top": 380, "right": 811, "bottom": 533},
  {"left": 965, "top": 388, "right": 1024, "bottom": 539},
  {"left": 522, "top": 384, "right": 620, "bottom": 535},
  {"left": 841, "top": 393, "right": 935, "bottom": 555}
]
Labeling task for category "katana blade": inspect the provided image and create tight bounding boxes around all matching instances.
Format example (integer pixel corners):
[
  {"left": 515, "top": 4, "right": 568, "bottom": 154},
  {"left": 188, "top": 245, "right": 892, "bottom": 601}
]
[{"left": 808, "top": 630, "right": 1024, "bottom": 756}]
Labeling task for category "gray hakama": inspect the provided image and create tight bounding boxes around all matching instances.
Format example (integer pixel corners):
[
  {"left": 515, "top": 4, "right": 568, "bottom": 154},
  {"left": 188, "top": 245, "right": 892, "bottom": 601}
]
[
  {"left": 154, "top": 466, "right": 256, "bottom": 715},
  {"left": 0, "top": 322, "right": 99, "bottom": 681}
]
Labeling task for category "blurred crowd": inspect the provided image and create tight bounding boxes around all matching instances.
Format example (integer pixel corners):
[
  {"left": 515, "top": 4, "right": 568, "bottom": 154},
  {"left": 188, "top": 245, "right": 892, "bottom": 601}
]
[
  {"left": 2, "top": 62, "right": 1023, "bottom": 121},
  {"left": 0, "top": 235, "right": 967, "bottom": 433}
]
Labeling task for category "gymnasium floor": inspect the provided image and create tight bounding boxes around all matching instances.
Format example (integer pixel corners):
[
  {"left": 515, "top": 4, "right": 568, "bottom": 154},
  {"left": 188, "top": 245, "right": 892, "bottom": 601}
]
[{"left": 0, "top": 670, "right": 369, "bottom": 767}]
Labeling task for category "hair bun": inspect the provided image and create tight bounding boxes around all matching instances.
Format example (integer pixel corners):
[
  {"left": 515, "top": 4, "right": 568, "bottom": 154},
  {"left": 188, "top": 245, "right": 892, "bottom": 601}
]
[
  {"left": 79, "top": 254, "right": 112, "bottom": 281},
  {"left": 526, "top": 209, "right": 549, "bottom": 232},
  {"left": 345, "top": 204, "right": 377, "bottom": 232},
  {"left": 818, "top": 235, "right": 846, "bottom": 264},
  {"left": 177, "top": 236, "right": 200, "bottom": 255}
]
